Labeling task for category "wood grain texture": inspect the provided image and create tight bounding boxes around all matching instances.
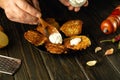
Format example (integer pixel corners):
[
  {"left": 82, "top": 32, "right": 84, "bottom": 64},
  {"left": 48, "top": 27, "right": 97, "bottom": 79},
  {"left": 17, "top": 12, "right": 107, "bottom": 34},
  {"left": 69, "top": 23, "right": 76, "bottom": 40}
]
[{"left": 0, "top": 0, "right": 120, "bottom": 80}]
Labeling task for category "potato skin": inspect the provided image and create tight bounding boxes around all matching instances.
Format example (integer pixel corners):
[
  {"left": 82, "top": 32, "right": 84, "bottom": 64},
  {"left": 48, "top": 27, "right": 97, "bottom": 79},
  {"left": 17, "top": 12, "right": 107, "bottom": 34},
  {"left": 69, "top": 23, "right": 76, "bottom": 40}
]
[
  {"left": 64, "top": 36, "right": 91, "bottom": 50},
  {"left": 24, "top": 30, "right": 47, "bottom": 46},
  {"left": 24, "top": 19, "right": 91, "bottom": 54},
  {"left": 60, "top": 20, "right": 83, "bottom": 37},
  {"left": 45, "top": 42, "right": 67, "bottom": 54}
]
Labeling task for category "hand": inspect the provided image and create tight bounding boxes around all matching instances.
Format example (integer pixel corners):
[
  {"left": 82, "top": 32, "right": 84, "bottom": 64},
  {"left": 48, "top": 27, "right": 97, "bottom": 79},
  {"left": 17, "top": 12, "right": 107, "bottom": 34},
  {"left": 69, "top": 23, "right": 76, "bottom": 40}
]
[
  {"left": 59, "top": 0, "right": 88, "bottom": 12},
  {"left": 0, "top": 0, "right": 41, "bottom": 25}
]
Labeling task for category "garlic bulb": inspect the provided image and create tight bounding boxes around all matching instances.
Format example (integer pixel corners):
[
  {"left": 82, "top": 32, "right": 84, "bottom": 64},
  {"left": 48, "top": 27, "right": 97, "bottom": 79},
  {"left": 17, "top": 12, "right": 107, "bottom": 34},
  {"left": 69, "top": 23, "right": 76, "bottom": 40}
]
[{"left": 86, "top": 60, "right": 97, "bottom": 66}]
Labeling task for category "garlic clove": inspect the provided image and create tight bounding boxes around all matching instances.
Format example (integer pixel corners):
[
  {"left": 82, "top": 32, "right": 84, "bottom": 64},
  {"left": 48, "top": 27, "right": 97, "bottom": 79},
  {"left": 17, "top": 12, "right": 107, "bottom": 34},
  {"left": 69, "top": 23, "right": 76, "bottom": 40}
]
[
  {"left": 86, "top": 60, "right": 97, "bottom": 66},
  {"left": 105, "top": 48, "right": 114, "bottom": 56},
  {"left": 95, "top": 47, "right": 102, "bottom": 53}
]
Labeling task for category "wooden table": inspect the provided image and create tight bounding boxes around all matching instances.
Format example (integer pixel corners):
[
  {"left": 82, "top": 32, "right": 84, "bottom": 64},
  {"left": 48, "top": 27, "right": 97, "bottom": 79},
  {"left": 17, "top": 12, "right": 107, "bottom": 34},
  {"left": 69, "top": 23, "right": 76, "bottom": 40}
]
[{"left": 0, "top": 0, "right": 120, "bottom": 80}]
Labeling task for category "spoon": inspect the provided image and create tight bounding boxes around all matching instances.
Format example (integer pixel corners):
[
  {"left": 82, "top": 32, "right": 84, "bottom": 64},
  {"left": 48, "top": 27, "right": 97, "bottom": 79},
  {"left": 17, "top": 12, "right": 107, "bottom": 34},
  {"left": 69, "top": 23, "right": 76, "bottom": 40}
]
[
  {"left": 25, "top": 0, "right": 63, "bottom": 44},
  {"left": 38, "top": 18, "right": 63, "bottom": 44}
]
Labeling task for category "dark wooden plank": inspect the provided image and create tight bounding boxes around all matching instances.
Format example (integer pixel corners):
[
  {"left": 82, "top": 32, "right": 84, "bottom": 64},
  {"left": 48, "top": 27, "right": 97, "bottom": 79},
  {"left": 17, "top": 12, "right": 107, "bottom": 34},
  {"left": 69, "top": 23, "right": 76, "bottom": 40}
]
[
  {"left": 75, "top": 0, "right": 120, "bottom": 80},
  {"left": 36, "top": 50, "right": 90, "bottom": 80},
  {"left": 0, "top": 9, "right": 50, "bottom": 80},
  {"left": 15, "top": 25, "right": 51, "bottom": 80},
  {"left": 75, "top": 52, "right": 120, "bottom": 80},
  {"left": 0, "top": 8, "right": 50, "bottom": 80},
  {"left": 0, "top": 9, "right": 15, "bottom": 80},
  {"left": 0, "top": 14, "right": 31, "bottom": 80},
  {"left": 0, "top": 0, "right": 120, "bottom": 80},
  {"left": 0, "top": 74, "right": 14, "bottom": 80}
]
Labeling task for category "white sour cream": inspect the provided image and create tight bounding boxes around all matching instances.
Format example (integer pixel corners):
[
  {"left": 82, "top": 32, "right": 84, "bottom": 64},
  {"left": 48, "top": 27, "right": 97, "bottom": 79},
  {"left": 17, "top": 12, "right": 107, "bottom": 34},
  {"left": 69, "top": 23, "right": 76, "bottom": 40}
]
[
  {"left": 70, "top": 37, "right": 81, "bottom": 46},
  {"left": 49, "top": 33, "right": 62, "bottom": 44}
]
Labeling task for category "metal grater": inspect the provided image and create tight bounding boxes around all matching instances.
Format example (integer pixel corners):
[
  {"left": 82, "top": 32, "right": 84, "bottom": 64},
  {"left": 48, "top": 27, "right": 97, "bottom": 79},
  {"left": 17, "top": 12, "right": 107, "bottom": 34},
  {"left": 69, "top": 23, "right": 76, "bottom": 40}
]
[{"left": 0, "top": 55, "right": 21, "bottom": 75}]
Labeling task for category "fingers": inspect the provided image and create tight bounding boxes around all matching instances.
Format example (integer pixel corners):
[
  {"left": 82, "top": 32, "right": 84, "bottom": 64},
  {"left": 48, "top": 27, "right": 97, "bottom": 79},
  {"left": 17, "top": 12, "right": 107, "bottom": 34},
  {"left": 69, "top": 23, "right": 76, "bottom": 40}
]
[
  {"left": 74, "top": 7, "right": 80, "bottom": 12},
  {"left": 59, "top": 0, "right": 88, "bottom": 12},
  {"left": 68, "top": 6, "right": 74, "bottom": 11},
  {"left": 16, "top": 0, "right": 41, "bottom": 18},
  {"left": 5, "top": 4, "right": 39, "bottom": 24},
  {"left": 59, "top": 0, "right": 70, "bottom": 6},
  {"left": 83, "top": 0, "right": 89, "bottom": 7},
  {"left": 4, "top": 0, "right": 42, "bottom": 25},
  {"left": 73, "top": 0, "right": 88, "bottom": 12},
  {"left": 67, "top": 5, "right": 80, "bottom": 12}
]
